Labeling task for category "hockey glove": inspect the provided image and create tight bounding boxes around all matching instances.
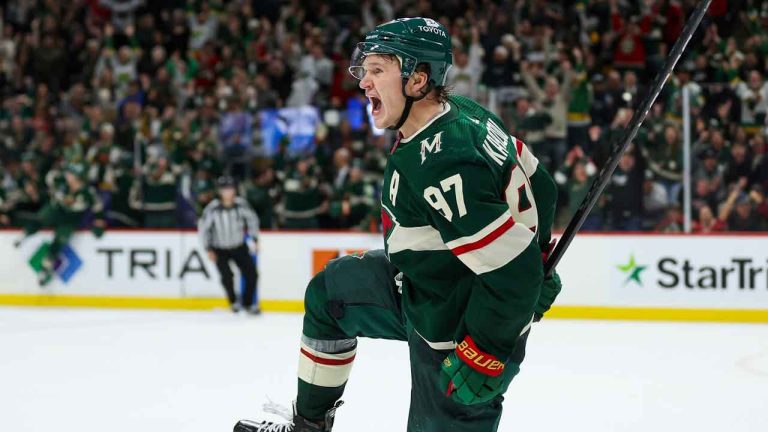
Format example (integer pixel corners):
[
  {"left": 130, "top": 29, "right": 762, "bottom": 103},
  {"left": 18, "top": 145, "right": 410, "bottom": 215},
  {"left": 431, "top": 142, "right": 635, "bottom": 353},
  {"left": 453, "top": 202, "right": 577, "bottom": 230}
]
[
  {"left": 91, "top": 219, "right": 106, "bottom": 239},
  {"left": 534, "top": 239, "right": 562, "bottom": 321},
  {"left": 534, "top": 270, "right": 562, "bottom": 321},
  {"left": 440, "top": 336, "right": 515, "bottom": 405}
]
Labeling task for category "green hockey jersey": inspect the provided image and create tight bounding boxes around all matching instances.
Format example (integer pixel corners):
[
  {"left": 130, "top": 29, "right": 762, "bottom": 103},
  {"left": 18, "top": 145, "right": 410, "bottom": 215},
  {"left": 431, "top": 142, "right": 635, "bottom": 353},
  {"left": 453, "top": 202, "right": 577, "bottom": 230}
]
[
  {"left": 53, "top": 183, "right": 104, "bottom": 223},
  {"left": 381, "top": 95, "right": 557, "bottom": 359}
]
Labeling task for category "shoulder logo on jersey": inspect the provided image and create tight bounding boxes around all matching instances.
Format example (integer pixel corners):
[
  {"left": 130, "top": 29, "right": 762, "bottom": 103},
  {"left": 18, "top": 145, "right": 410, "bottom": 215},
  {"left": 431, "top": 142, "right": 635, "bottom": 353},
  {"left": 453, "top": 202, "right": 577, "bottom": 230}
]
[
  {"left": 482, "top": 120, "right": 510, "bottom": 166},
  {"left": 420, "top": 131, "right": 443, "bottom": 164}
]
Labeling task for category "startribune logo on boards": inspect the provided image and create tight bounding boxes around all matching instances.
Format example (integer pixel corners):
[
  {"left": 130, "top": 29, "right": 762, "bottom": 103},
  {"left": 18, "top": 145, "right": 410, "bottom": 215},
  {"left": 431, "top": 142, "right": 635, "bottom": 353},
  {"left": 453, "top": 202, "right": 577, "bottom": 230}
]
[
  {"left": 616, "top": 253, "right": 768, "bottom": 290},
  {"left": 616, "top": 254, "right": 648, "bottom": 286}
]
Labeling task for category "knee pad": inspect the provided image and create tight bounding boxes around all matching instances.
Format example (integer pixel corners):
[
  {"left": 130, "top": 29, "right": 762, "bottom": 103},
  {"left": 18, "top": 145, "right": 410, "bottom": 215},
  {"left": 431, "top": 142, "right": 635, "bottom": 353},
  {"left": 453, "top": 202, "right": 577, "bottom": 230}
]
[
  {"left": 303, "top": 271, "right": 348, "bottom": 340},
  {"left": 304, "top": 271, "right": 329, "bottom": 316}
]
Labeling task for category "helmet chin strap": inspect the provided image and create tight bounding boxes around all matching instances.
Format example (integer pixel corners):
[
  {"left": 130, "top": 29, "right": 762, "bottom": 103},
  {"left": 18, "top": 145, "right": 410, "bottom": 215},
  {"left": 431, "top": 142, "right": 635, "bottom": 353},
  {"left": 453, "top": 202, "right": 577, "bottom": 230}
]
[{"left": 387, "top": 77, "right": 433, "bottom": 131}]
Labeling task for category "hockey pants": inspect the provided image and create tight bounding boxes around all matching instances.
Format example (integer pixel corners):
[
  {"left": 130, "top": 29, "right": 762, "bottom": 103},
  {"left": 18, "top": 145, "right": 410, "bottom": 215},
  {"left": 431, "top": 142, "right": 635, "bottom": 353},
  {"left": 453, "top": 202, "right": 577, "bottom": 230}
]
[
  {"left": 298, "top": 249, "right": 528, "bottom": 432},
  {"left": 24, "top": 205, "right": 76, "bottom": 266}
]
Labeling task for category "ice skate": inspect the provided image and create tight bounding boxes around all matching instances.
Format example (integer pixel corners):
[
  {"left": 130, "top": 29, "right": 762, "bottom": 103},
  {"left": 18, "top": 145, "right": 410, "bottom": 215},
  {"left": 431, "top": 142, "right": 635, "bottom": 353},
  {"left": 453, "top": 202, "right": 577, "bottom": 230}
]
[
  {"left": 37, "top": 269, "right": 53, "bottom": 287},
  {"left": 37, "top": 259, "right": 54, "bottom": 287},
  {"left": 234, "top": 401, "right": 341, "bottom": 432},
  {"left": 13, "top": 236, "right": 26, "bottom": 249}
]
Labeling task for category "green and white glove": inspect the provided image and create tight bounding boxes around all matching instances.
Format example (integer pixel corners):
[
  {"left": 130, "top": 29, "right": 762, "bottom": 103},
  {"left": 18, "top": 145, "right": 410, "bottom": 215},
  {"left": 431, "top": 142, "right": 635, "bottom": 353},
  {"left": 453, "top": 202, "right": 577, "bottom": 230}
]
[
  {"left": 439, "top": 336, "right": 518, "bottom": 405},
  {"left": 534, "top": 270, "right": 562, "bottom": 321},
  {"left": 535, "top": 239, "right": 562, "bottom": 321},
  {"left": 91, "top": 219, "right": 106, "bottom": 239}
]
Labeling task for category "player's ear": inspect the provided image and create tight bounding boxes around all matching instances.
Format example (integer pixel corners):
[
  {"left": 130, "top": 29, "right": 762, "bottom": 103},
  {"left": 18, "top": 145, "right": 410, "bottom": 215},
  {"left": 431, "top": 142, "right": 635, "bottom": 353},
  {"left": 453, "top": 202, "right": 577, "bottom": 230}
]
[{"left": 409, "top": 71, "right": 429, "bottom": 94}]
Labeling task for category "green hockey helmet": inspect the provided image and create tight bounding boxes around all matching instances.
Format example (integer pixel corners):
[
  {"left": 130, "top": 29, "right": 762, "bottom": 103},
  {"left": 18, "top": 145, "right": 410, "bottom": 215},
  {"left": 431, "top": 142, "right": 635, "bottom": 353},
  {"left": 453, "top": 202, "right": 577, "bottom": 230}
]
[
  {"left": 349, "top": 17, "right": 453, "bottom": 87},
  {"left": 349, "top": 17, "right": 453, "bottom": 130}
]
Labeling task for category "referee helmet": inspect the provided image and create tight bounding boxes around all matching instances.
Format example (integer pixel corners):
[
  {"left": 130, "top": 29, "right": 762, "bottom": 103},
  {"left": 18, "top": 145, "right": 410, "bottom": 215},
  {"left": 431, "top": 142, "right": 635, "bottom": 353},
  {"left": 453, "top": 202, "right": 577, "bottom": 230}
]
[{"left": 217, "top": 175, "right": 236, "bottom": 188}]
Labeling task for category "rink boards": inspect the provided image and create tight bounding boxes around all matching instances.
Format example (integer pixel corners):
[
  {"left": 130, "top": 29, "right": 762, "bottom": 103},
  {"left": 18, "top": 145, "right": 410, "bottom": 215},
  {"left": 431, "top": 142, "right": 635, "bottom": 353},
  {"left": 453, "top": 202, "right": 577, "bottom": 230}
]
[{"left": 1, "top": 229, "right": 767, "bottom": 322}]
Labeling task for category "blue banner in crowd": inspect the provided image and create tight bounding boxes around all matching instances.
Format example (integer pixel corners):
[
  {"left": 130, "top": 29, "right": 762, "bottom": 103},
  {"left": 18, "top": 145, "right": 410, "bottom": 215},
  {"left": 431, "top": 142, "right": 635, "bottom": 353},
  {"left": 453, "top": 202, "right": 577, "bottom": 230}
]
[
  {"left": 260, "top": 106, "right": 320, "bottom": 157},
  {"left": 346, "top": 97, "right": 365, "bottom": 131}
]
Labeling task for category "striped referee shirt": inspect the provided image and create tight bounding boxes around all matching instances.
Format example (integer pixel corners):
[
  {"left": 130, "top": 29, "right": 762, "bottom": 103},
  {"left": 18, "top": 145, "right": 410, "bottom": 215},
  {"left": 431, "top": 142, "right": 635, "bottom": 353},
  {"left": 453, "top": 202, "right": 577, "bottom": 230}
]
[{"left": 198, "top": 197, "right": 260, "bottom": 250}]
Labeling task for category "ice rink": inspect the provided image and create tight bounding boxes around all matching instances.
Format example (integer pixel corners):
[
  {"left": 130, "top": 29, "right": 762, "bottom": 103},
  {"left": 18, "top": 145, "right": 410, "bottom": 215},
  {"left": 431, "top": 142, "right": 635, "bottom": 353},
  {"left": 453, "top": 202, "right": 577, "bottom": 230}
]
[{"left": 1, "top": 307, "right": 767, "bottom": 432}]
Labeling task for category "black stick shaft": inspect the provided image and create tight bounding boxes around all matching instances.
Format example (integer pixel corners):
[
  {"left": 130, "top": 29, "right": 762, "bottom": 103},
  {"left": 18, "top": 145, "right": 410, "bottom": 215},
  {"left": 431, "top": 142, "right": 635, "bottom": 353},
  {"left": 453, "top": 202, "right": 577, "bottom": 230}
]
[{"left": 544, "top": 0, "right": 713, "bottom": 277}]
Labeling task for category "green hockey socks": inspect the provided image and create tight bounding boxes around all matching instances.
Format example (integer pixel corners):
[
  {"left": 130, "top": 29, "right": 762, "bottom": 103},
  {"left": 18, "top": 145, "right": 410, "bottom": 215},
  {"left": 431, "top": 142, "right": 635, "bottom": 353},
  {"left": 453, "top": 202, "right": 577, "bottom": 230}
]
[{"left": 296, "top": 335, "right": 357, "bottom": 421}]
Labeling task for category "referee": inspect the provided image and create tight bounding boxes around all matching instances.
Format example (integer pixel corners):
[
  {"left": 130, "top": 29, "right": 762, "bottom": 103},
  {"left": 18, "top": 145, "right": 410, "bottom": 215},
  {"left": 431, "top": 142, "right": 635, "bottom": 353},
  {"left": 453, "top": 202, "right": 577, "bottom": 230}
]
[{"left": 198, "top": 176, "right": 260, "bottom": 314}]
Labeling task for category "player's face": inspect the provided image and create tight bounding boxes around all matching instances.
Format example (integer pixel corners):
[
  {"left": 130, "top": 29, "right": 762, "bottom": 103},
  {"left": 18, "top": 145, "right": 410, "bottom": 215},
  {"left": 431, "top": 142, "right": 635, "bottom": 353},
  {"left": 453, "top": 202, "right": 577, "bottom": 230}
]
[
  {"left": 65, "top": 172, "right": 78, "bottom": 187},
  {"left": 358, "top": 55, "right": 405, "bottom": 129},
  {"left": 219, "top": 186, "right": 236, "bottom": 202}
]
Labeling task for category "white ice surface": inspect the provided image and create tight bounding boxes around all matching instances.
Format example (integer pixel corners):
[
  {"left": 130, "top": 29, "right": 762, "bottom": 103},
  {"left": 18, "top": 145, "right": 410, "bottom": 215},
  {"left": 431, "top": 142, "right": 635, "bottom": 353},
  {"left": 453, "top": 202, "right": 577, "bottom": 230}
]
[{"left": 1, "top": 307, "right": 767, "bottom": 432}]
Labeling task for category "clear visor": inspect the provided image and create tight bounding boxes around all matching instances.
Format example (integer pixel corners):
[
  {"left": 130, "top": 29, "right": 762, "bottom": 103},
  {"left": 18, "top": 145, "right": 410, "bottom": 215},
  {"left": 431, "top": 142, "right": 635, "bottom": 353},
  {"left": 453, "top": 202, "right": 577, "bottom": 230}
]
[{"left": 348, "top": 42, "right": 413, "bottom": 80}]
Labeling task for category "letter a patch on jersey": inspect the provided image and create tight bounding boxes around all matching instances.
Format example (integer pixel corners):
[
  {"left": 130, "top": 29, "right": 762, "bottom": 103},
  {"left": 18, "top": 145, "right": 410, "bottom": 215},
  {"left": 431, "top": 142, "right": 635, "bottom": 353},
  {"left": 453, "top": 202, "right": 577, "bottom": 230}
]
[{"left": 420, "top": 132, "right": 443, "bottom": 164}]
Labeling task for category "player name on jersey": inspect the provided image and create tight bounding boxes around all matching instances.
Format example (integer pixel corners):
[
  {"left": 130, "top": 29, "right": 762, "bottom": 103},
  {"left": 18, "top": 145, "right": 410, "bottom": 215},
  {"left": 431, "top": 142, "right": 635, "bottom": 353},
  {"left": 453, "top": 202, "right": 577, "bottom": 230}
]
[{"left": 481, "top": 119, "right": 510, "bottom": 166}]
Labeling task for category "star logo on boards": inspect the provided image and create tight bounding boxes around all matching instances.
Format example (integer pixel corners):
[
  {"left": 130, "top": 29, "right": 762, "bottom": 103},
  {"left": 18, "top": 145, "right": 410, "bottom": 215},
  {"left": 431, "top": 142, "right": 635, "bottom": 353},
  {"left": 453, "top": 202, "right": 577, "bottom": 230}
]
[{"left": 617, "top": 254, "right": 647, "bottom": 286}]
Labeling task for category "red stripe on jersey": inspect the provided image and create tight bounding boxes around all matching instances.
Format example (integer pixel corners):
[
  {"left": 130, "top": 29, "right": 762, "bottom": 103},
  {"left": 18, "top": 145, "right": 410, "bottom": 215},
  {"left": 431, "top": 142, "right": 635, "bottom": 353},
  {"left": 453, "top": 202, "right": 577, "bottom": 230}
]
[
  {"left": 451, "top": 217, "right": 515, "bottom": 256},
  {"left": 515, "top": 139, "right": 524, "bottom": 157},
  {"left": 300, "top": 348, "right": 356, "bottom": 366},
  {"left": 390, "top": 133, "right": 403, "bottom": 154}
]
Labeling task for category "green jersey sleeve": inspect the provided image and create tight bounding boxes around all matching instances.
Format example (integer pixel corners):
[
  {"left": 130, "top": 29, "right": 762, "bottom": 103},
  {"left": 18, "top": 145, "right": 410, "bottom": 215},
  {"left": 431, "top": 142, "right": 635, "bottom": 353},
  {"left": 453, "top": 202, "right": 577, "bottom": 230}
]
[{"left": 411, "top": 154, "right": 543, "bottom": 359}]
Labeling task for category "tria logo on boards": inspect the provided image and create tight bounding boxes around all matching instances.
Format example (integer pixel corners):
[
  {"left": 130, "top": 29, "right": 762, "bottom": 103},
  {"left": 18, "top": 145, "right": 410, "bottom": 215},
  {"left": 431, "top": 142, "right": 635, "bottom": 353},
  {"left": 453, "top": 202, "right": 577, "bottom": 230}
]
[{"left": 28, "top": 243, "right": 82, "bottom": 284}]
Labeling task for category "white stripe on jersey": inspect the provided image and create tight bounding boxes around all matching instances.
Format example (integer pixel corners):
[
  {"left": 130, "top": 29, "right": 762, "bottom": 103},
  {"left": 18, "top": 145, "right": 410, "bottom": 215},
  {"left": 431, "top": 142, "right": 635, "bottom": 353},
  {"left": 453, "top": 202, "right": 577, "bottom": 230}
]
[
  {"left": 454, "top": 223, "right": 534, "bottom": 274},
  {"left": 504, "top": 160, "right": 539, "bottom": 232},
  {"left": 413, "top": 327, "right": 456, "bottom": 350},
  {"left": 387, "top": 224, "right": 447, "bottom": 254},
  {"left": 383, "top": 203, "right": 448, "bottom": 254},
  {"left": 511, "top": 136, "right": 539, "bottom": 174},
  {"left": 445, "top": 212, "right": 512, "bottom": 250},
  {"left": 446, "top": 212, "right": 534, "bottom": 275}
]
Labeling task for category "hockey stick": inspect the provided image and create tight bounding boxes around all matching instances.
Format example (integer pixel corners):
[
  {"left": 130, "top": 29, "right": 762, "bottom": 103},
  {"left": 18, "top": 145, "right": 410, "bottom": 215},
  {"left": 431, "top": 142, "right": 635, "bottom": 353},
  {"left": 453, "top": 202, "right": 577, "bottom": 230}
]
[{"left": 544, "top": 0, "right": 713, "bottom": 277}]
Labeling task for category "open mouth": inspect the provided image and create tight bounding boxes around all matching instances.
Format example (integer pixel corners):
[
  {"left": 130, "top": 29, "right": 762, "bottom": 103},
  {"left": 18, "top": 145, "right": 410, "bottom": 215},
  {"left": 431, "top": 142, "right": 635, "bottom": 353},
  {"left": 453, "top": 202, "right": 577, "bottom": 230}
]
[{"left": 370, "top": 96, "right": 382, "bottom": 116}]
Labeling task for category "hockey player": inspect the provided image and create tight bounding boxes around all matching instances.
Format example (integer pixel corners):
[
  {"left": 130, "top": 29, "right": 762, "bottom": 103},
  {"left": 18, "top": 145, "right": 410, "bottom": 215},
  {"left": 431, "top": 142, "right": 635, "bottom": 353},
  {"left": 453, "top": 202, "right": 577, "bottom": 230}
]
[
  {"left": 235, "top": 17, "right": 562, "bottom": 432},
  {"left": 15, "top": 163, "right": 106, "bottom": 286}
]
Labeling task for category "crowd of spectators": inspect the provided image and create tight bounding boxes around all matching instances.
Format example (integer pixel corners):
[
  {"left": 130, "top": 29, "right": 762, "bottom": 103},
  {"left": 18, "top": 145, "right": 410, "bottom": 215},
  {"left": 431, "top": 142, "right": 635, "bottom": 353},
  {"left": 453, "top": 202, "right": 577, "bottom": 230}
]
[{"left": 0, "top": 0, "right": 766, "bottom": 233}]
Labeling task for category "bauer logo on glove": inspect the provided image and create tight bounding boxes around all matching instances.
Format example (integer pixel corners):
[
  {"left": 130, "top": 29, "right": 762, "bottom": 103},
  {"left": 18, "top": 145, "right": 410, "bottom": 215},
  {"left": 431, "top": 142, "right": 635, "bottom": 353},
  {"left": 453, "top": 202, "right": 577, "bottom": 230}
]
[
  {"left": 456, "top": 338, "right": 505, "bottom": 376},
  {"left": 439, "top": 335, "right": 517, "bottom": 405}
]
